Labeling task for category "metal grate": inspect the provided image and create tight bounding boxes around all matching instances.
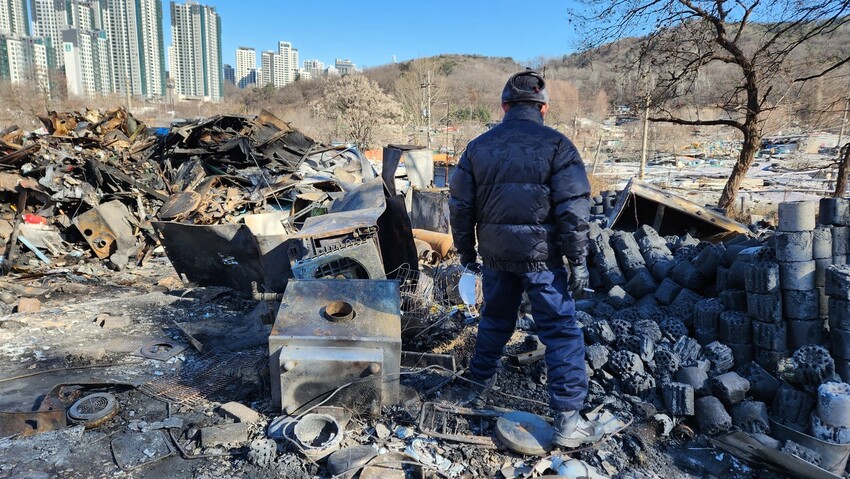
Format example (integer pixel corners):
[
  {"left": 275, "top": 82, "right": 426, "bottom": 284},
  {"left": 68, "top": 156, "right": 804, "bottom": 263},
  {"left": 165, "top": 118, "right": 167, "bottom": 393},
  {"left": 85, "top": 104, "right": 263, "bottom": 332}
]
[
  {"left": 314, "top": 257, "right": 368, "bottom": 279},
  {"left": 77, "top": 395, "right": 109, "bottom": 414},
  {"left": 140, "top": 349, "right": 265, "bottom": 407},
  {"left": 418, "top": 401, "right": 499, "bottom": 447}
]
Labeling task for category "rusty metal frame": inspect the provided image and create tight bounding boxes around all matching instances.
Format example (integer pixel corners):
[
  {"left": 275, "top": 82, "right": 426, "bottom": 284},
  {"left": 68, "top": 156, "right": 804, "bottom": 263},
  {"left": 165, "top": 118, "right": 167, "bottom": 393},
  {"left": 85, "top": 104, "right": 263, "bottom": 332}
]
[
  {"left": 418, "top": 402, "right": 500, "bottom": 448},
  {"left": 0, "top": 408, "right": 66, "bottom": 437}
]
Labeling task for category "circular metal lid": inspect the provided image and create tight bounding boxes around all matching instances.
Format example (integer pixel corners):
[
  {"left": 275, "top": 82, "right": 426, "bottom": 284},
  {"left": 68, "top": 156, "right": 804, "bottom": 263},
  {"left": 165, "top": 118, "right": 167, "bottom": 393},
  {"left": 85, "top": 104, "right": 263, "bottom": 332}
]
[{"left": 495, "top": 411, "right": 554, "bottom": 456}]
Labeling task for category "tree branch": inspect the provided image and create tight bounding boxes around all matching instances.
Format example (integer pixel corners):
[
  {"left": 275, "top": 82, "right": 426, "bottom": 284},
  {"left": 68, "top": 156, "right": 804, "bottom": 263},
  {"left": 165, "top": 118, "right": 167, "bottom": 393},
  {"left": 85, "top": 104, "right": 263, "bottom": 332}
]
[
  {"left": 649, "top": 115, "right": 746, "bottom": 133},
  {"left": 794, "top": 54, "right": 850, "bottom": 82},
  {"left": 733, "top": 0, "right": 759, "bottom": 44}
]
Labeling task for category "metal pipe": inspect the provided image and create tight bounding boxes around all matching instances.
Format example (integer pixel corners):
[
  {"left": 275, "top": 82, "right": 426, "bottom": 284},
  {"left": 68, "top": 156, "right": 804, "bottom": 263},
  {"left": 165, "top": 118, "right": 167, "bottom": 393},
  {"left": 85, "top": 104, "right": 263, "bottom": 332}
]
[{"left": 251, "top": 281, "right": 283, "bottom": 301}]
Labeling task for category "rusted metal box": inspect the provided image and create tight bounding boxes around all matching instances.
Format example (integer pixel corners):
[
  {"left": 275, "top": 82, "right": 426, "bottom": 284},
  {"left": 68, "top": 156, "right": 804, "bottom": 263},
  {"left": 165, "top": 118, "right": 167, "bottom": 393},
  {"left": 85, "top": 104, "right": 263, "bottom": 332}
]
[{"left": 269, "top": 279, "right": 401, "bottom": 415}]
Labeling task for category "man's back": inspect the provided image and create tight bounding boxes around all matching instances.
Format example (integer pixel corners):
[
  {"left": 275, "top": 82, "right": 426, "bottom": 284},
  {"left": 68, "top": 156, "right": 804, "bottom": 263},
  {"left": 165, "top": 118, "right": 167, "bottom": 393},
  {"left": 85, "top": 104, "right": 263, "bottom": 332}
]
[
  {"left": 447, "top": 70, "right": 598, "bottom": 447},
  {"left": 449, "top": 103, "right": 591, "bottom": 273}
]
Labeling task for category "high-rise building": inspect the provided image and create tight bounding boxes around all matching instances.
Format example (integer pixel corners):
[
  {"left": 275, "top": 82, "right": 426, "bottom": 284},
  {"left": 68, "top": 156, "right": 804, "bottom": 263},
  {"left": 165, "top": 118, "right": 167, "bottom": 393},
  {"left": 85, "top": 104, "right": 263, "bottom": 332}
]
[
  {"left": 59, "top": 0, "right": 114, "bottom": 97},
  {"left": 235, "top": 46, "right": 254, "bottom": 88},
  {"left": 0, "top": 1, "right": 56, "bottom": 93},
  {"left": 68, "top": 0, "right": 104, "bottom": 31},
  {"left": 0, "top": 0, "right": 29, "bottom": 36},
  {"left": 303, "top": 59, "right": 323, "bottom": 79},
  {"left": 259, "top": 49, "right": 273, "bottom": 87},
  {"left": 223, "top": 63, "right": 233, "bottom": 84},
  {"left": 101, "top": 0, "right": 165, "bottom": 98},
  {"left": 0, "top": 34, "right": 52, "bottom": 90},
  {"left": 29, "top": 0, "right": 67, "bottom": 66},
  {"left": 276, "top": 40, "right": 298, "bottom": 85},
  {"left": 170, "top": 1, "right": 221, "bottom": 101},
  {"left": 335, "top": 58, "right": 356, "bottom": 76},
  {"left": 62, "top": 27, "right": 111, "bottom": 96}
]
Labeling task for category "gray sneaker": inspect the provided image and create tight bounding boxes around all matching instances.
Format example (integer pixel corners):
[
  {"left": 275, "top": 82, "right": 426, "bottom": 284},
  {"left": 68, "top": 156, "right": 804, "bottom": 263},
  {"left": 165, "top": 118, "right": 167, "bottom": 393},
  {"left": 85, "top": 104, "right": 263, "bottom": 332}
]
[{"left": 552, "top": 410, "right": 604, "bottom": 448}]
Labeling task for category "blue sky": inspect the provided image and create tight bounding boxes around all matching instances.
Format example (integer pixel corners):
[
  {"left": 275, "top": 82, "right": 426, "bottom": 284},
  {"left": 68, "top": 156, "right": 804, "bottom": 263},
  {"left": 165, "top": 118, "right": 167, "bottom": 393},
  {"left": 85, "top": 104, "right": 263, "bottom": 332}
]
[{"left": 163, "top": 0, "right": 584, "bottom": 69}]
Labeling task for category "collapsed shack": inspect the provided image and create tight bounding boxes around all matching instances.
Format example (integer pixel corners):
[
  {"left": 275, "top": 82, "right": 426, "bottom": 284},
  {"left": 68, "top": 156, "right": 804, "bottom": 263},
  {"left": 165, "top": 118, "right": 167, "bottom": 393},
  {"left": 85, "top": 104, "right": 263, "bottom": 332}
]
[
  {"left": 608, "top": 178, "right": 752, "bottom": 238},
  {"left": 3, "top": 108, "right": 850, "bottom": 479}
]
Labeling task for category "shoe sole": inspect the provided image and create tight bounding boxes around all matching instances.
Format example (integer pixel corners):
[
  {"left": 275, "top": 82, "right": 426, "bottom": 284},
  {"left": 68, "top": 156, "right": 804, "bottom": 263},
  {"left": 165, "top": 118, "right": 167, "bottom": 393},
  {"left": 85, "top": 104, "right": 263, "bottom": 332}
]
[{"left": 552, "top": 431, "right": 604, "bottom": 448}]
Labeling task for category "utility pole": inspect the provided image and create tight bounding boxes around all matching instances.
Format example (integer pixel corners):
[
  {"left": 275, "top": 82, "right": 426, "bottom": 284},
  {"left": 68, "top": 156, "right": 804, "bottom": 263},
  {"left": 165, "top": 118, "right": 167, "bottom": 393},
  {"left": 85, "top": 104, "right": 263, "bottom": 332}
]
[
  {"left": 420, "top": 71, "right": 433, "bottom": 148},
  {"left": 639, "top": 79, "right": 651, "bottom": 180},
  {"left": 445, "top": 100, "right": 450, "bottom": 186},
  {"left": 592, "top": 137, "right": 603, "bottom": 175},
  {"left": 426, "top": 71, "right": 432, "bottom": 148},
  {"left": 125, "top": 77, "right": 132, "bottom": 114},
  {"left": 837, "top": 91, "right": 850, "bottom": 150}
]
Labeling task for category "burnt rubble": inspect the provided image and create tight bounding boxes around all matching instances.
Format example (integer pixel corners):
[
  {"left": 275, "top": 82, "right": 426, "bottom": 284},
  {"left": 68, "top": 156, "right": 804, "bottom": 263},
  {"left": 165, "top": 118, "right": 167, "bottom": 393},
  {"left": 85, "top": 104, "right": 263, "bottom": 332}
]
[
  {"left": 4, "top": 108, "right": 850, "bottom": 478},
  {"left": 0, "top": 108, "right": 365, "bottom": 274}
]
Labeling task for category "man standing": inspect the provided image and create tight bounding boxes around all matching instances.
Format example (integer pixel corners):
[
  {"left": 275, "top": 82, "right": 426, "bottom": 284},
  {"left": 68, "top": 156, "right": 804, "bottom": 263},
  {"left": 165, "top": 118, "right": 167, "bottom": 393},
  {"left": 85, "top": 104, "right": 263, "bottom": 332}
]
[{"left": 449, "top": 70, "right": 597, "bottom": 447}]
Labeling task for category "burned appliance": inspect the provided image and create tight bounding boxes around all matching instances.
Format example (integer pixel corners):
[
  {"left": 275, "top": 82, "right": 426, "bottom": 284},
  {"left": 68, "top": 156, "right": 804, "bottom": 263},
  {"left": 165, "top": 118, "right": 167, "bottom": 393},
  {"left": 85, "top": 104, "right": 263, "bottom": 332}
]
[
  {"left": 269, "top": 279, "right": 401, "bottom": 415},
  {"left": 287, "top": 179, "right": 386, "bottom": 280},
  {"left": 288, "top": 223, "right": 384, "bottom": 280}
]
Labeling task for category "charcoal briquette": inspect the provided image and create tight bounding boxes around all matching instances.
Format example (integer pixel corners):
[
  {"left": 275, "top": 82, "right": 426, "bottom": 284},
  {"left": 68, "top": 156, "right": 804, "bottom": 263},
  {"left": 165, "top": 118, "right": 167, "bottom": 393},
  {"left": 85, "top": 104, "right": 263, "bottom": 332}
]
[
  {"left": 718, "top": 311, "right": 752, "bottom": 344},
  {"left": 771, "top": 382, "right": 815, "bottom": 428},
  {"left": 777, "top": 201, "right": 817, "bottom": 232},
  {"left": 744, "top": 262, "right": 780, "bottom": 294},
  {"left": 731, "top": 401, "right": 770, "bottom": 434},
  {"left": 695, "top": 396, "right": 733, "bottom": 436},
  {"left": 782, "top": 289, "right": 819, "bottom": 320},
  {"left": 812, "top": 226, "right": 833, "bottom": 259},
  {"left": 662, "top": 382, "right": 695, "bottom": 416},
  {"left": 737, "top": 362, "right": 780, "bottom": 402},
  {"left": 746, "top": 291, "right": 783, "bottom": 323},
  {"left": 787, "top": 319, "right": 826, "bottom": 350},
  {"left": 752, "top": 320, "right": 787, "bottom": 351},
  {"left": 704, "top": 341, "right": 735, "bottom": 375}
]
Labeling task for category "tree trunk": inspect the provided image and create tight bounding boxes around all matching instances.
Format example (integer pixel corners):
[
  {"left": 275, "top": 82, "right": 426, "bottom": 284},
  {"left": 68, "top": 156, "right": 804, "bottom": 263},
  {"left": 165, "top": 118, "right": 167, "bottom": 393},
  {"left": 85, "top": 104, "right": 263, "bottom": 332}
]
[
  {"left": 718, "top": 123, "right": 761, "bottom": 212},
  {"left": 835, "top": 143, "right": 850, "bottom": 198},
  {"left": 719, "top": 65, "right": 761, "bottom": 214}
]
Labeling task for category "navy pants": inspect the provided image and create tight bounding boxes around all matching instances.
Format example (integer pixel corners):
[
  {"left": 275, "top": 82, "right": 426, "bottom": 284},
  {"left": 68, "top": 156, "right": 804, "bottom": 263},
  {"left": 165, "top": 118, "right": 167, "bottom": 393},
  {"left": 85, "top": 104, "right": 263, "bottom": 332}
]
[{"left": 469, "top": 265, "right": 588, "bottom": 412}]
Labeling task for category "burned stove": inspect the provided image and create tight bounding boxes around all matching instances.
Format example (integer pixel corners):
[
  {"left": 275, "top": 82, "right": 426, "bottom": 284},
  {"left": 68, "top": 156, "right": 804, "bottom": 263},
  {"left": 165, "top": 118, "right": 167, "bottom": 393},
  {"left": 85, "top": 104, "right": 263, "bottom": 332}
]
[
  {"left": 289, "top": 234, "right": 384, "bottom": 280},
  {"left": 269, "top": 279, "right": 401, "bottom": 415}
]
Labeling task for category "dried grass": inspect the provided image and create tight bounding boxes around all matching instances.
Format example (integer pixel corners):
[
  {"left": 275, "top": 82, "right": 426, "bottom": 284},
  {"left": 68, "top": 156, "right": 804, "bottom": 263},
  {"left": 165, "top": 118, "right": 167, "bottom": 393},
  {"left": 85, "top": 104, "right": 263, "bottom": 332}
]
[{"left": 588, "top": 172, "right": 616, "bottom": 197}]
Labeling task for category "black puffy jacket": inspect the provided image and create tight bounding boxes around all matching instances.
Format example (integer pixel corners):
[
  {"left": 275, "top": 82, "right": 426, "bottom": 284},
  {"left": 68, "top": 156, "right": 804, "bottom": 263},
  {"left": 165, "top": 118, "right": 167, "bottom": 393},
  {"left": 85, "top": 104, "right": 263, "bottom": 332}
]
[{"left": 449, "top": 104, "right": 591, "bottom": 273}]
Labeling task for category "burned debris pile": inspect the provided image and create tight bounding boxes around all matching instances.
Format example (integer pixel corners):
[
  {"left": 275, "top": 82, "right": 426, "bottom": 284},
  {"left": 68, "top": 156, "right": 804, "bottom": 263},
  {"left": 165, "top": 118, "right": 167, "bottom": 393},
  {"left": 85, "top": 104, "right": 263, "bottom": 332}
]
[
  {"left": 4, "top": 108, "right": 850, "bottom": 478},
  {"left": 0, "top": 108, "right": 367, "bottom": 272}
]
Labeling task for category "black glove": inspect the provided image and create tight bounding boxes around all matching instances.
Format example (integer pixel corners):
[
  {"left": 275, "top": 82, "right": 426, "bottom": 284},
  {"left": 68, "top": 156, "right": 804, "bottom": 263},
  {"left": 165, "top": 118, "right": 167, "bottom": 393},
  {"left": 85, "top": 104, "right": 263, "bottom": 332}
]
[
  {"left": 568, "top": 258, "right": 590, "bottom": 299},
  {"left": 462, "top": 262, "right": 482, "bottom": 275}
]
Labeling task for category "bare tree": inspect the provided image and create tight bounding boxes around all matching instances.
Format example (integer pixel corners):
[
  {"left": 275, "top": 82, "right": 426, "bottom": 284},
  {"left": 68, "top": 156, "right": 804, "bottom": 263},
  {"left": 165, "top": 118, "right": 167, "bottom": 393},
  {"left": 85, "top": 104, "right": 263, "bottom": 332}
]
[
  {"left": 836, "top": 143, "right": 850, "bottom": 198},
  {"left": 575, "top": 1, "right": 850, "bottom": 211},
  {"left": 393, "top": 59, "right": 445, "bottom": 144},
  {"left": 318, "top": 74, "right": 403, "bottom": 151}
]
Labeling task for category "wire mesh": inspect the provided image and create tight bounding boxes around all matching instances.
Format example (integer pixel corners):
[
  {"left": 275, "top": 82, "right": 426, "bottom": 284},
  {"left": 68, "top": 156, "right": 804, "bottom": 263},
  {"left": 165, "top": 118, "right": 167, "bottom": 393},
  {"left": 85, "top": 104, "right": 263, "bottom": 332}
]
[
  {"left": 386, "top": 262, "right": 480, "bottom": 338},
  {"left": 140, "top": 349, "right": 265, "bottom": 407}
]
